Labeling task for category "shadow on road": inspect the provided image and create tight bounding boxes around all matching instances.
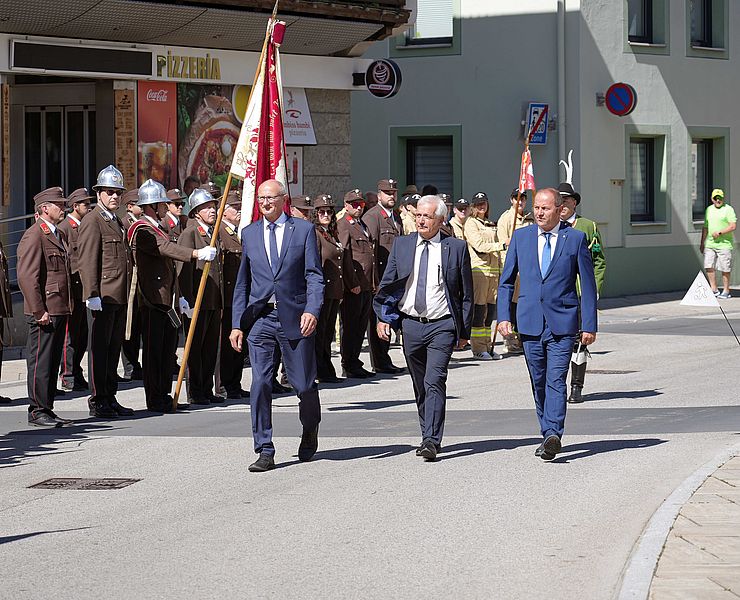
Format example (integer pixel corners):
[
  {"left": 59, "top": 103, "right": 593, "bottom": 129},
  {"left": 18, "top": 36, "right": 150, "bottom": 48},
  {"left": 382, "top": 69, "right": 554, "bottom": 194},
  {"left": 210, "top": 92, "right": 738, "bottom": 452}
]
[
  {"left": 0, "top": 527, "right": 93, "bottom": 545},
  {"left": 315, "top": 443, "right": 416, "bottom": 461},
  {"left": 583, "top": 389, "right": 663, "bottom": 402},
  {"left": 552, "top": 437, "right": 667, "bottom": 463},
  {"left": 439, "top": 437, "right": 542, "bottom": 460},
  {"left": 327, "top": 399, "right": 416, "bottom": 411}
]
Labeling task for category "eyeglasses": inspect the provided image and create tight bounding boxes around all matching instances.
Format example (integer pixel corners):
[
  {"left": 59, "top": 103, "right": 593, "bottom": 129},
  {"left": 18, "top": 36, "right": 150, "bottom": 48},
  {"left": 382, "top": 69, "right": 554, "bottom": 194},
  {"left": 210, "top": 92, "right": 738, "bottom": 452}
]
[
  {"left": 100, "top": 188, "right": 121, "bottom": 196},
  {"left": 258, "top": 195, "right": 284, "bottom": 203},
  {"left": 712, "top": 197, "right": 723, "bottom": 201},
  {"left": 170, "top": 201, "right": 184, "bottom": 207},
  {"left": 348, "top": 201, "right": 365, "bottom": 208},
  {"left": 317, "top": 209, "right": 334, "bottom": 215}
]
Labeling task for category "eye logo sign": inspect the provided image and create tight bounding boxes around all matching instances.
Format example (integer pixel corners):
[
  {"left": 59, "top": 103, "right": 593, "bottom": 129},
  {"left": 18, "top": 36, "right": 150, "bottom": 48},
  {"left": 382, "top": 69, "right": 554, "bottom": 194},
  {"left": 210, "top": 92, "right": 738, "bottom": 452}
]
[
  {"left": 286, "top": 109, "right": 302, "bottom": 119},
  {"left": 365, "top": 59, "right": 402, "bottom": 99}
]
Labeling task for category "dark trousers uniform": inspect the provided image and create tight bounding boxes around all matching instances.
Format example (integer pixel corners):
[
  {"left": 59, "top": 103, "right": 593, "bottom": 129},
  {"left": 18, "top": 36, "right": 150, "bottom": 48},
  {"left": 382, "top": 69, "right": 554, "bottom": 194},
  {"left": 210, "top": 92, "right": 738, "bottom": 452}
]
[
  {"left": 60, "top": 276, "right": 88, "bottom": 387},
  {"left": 367, "top": 312, "right": 392, "bottom": 370},
  {"left": 141, "top": 305, "right": 178, "bottom": 409},
  {"left": 186, "top": 308, "right": 221, "bottom": 400},
  {"left": 315, "top": 298, "right": 340, "bottom": 379},
  {"left": 121, "top": 295, "right": 142, "bottom": 378},
  {"left": 219, "top": 305, "right": 244, "bottom": 394},
  {"left": 27, "top": 315, "right": 68, "bottom": 417},
  {"left": 340, "top": 290, "right": 372, "bottom": 372},
  {"left": 88, "top": 303, "right": 126, "bottom": 401}
]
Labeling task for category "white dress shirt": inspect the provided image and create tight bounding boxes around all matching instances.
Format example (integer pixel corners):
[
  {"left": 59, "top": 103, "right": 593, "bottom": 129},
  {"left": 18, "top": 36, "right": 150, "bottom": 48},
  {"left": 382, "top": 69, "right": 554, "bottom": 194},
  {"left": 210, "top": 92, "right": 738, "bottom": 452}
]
[
  {"left": 399, "top": 232, "right": 449, "bottom": 319},
  {"left": 381, "top": 205, "right": 400, "bottom": 231},
  {"left": 537, "top": 222, "right": 561, "bottom": 267},
  {"left": 40, "top": 218, "right": 58, "bottom": 236},
  {"left": 263, "top": 213, "right": 288, "bottom": 303}
]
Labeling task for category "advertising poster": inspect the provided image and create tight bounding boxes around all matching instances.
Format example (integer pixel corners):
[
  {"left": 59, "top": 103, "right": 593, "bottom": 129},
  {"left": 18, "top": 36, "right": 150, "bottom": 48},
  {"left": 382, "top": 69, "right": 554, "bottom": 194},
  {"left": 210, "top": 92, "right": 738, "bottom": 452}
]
[
  {"left": 177, "top": 84, "right": 240, "bottom": 193},
  {"left": 137, "top": 81, "right": 177, "bottom": 187},
  {"left": 286, "top": 146, "right": 303, "bottom": 196}
]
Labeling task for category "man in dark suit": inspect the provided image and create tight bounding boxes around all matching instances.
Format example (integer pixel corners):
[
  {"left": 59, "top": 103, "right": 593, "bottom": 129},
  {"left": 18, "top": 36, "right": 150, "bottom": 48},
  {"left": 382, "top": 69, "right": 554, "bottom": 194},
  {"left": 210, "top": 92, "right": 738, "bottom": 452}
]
[
  {"left": 497, "top": 188, "right": 597, "bottom": 461},
  {"left": 230, "top": 179, "right": 325, "bottom": 473},
  {"left": 374, "top": 195, "right": 473, "bottom": 461}
]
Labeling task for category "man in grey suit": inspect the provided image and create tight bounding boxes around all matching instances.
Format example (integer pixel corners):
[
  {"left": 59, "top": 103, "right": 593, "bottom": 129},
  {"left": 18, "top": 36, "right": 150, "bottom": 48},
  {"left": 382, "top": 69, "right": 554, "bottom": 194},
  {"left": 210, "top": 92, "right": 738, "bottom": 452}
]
[{"left": 374, "top": 195, "right": 473, "bottom": 461}]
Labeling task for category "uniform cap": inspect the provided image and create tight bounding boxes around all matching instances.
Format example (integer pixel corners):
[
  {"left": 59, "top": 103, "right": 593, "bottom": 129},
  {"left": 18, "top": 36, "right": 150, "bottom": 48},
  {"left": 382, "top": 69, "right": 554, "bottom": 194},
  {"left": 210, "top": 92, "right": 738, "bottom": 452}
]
[
  {"left": 439, "top": 193, "right": 452, "bottom": 205},
  {"left": 92, "top": 165, "right": 125, "bottom": 191},
  {"left": 377, "top": 178, "right": 398, "bottom": 192},
  {"left": 472, "top": 192, "right": 489, "bottom": 204},
  {"left": 188, "top": 187, "right": 216, "bottom": 216},
  {"left": 712, "top": 188, "right": 725, "bottom": 199},
  {"left": 454, "top": 198, "right": 470, "bottom": 209},
  {"left": 34, "top": 187, "right": 67, "bottom": 210},
  {"left": 166, "top": 188, "right": 187, "bottom": 202},
  {"left": 313, "top": 194, "right": 336, "bottom": 210},
  {"left": 344, "top": 189, "right": 365, "bottom": 204},
  {"left": 557, "top": 182, "right": 581, "bottom": 205},
  {"left": 66, "top": 187, "right": 94, "bottom": 208},
  {"left": 137, "top": 179, "right": 168, "bottom": 206},
  {"left": 226, "top": 190, "right": 242, "bottom": 208},
  {"left": 403, "top": 194, "right": 420, "bottom": 207},
  {"left": 293, "top": 195, "right": 313, "bottom": 210},
  {"left": 403, "top": 184, "right": 418, "bottom": 195},
  {"left": 122, "top": 188, "right": 140, "bottom": 206},
  {"left": 199, "top": 181, "right": 221, "bottom": 198}
]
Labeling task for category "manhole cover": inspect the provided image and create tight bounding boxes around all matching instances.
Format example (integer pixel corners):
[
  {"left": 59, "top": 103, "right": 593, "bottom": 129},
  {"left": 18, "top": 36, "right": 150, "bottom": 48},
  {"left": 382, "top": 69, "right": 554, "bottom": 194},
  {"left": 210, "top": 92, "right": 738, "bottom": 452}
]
[
  {"left": 586, "top": 369, "right": 638, "bottom": 375},
  {"left": 28, "top": 478, "right": 140, "bottom": 490}
]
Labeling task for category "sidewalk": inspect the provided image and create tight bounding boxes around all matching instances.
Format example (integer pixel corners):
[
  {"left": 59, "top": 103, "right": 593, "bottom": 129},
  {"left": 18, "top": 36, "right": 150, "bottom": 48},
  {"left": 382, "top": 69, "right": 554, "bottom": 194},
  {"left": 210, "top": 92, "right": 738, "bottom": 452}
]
[{"left": 649, "top": 455, "right": 740, "bottom": 598}]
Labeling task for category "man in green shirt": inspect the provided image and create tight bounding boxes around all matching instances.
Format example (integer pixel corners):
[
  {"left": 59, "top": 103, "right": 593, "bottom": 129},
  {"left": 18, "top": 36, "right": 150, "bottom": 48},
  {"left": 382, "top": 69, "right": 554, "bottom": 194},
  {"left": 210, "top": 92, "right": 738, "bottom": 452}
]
[
  {"left": 559, "top": 182, "right": 607, "bottom": 403},
  {"left": 700, "top": 188, "right": 736, "bottom": 299}
]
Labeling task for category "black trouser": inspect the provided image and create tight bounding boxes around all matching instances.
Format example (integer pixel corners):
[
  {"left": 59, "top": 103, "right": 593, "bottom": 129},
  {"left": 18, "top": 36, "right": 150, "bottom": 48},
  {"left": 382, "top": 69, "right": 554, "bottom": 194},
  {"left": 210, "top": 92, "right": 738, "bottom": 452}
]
[
  {"left": 141, "top": 305, "right": 178, "bottom": 409},
  {"left": 315, "top": 297, "right": 340, "bottom": 379},
  {"left": 219, "top": 305, "right": 244, "bottom": 393},
  {"left": 340, "top": 290, "right": 372, "bottom": 372},
  {"left": 26, "top": 315, "right": 68, "bottom": 417},
  {"left": 121, "top": 296, "right": 142, "bottom": 377},
  {"left": 60, "top": 293, "right": 88, "bottom": 387},
  {"left": 88, "top": 303, "right": 126, "bottom": 403},
  {"left": 186, "top": 308, "right": 220, "bottom": 400},
  {"left": 367, "top": 311, "right": 392, "bottom": 370}
]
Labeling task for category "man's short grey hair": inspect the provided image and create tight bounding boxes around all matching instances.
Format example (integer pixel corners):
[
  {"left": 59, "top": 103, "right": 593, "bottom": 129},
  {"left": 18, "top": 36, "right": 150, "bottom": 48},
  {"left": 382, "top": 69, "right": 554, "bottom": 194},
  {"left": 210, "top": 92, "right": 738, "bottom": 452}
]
[
  {"left": 418, "top": 195, "right": 448, "bottom": 219},
  {"left": 536, "top": 187, "right": 564, "bottom": 208}
]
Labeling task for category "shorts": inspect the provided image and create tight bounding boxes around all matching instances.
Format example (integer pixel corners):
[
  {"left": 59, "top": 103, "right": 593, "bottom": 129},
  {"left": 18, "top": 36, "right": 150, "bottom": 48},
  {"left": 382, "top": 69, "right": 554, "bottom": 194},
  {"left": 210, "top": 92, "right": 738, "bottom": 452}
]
[
  {"left": 472, "top": 270, "right": 498, "bottom": 305},
  {"left": 703, "top": 248, "right": 732, "bottom": 272}
]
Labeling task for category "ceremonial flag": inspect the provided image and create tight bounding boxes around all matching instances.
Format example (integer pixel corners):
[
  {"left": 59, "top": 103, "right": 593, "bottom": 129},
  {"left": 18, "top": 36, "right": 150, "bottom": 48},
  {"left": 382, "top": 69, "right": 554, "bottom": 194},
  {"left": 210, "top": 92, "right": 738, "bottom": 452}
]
[
  {"left": 518, "top": 147, "right": 535, "bottom": 194},
  {"left": 680, "top": 272, "right": 720, "bottom": 307},
  {"left": 231, "top": 18, "right": 289, "bottom": 232}
]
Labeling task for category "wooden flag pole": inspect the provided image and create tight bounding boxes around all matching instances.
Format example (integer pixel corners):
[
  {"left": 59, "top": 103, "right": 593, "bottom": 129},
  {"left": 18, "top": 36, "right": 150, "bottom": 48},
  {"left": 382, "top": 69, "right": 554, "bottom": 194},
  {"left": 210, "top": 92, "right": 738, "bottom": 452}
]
[{"left": 173, "top": 7, "right": 279, "bottom": 408}]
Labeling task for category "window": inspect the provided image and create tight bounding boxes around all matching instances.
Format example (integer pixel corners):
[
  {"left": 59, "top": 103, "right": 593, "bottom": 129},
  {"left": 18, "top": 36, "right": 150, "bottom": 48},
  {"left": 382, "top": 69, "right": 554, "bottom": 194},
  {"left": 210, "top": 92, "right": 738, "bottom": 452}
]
[
  {"left": 628, "top": 0, "right": 653, "bottom": 43},
  {"left": 630, "top": 139, "right": 655, "bottom": 222},
  {"left": 406, "top": 138, "right": 453, "bottom": 196},
  {"left": 406, "top": 0, "right": 453, "bottom": 45},
  {"left": 691, "top": 140, "right": 713, "bottom": 220},
  {"left": 690, "top": 0, "right": 712, "bottom": 47}
]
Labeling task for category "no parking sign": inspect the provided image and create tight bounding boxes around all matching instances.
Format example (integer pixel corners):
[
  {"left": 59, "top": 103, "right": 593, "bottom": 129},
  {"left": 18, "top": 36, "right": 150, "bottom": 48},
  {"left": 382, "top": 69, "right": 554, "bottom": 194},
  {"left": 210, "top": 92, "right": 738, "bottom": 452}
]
[{"left": 605, "top": 83, "right": 638, "bottom": 117}]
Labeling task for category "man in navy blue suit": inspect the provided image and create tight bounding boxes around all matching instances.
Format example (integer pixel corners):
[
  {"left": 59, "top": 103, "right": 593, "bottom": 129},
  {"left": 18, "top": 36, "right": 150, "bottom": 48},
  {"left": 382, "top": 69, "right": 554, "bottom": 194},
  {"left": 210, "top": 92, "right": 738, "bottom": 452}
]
[
  {"left": 497, "top": 188, "right": 597, "bottom": 461},
  {"left": 374, "top": 195, "right": 473, "bottom": 461},
  {"left": 230, "top": 179, "right": 325, "bottom": 472}
]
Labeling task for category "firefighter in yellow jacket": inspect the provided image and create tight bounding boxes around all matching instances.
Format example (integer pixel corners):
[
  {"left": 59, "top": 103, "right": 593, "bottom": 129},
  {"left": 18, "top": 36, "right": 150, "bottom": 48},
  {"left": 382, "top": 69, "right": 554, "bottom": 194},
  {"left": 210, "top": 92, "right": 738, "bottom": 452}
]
[{"left": 463, "top": 192, "right": 506, "bottom": 360}]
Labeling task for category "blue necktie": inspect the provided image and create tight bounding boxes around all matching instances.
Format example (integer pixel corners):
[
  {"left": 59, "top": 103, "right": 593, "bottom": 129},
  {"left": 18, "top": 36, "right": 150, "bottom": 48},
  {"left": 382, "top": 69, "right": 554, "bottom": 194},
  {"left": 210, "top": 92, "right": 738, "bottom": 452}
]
[
  {"left": 540, "top": 232, "right": 552, "bottom": 276},
  {"left": 414, "top": 240, "right": 429, "bottom": 315},
  {"left": 268, "top": 222, "right": 279, "bottom": 275}
]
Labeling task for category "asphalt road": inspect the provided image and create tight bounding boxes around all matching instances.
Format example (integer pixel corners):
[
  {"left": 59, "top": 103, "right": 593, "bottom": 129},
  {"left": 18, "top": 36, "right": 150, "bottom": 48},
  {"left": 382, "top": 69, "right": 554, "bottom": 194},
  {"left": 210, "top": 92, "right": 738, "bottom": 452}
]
[{"left": 1, "top": 293, "right": 739, "bottom": 599}]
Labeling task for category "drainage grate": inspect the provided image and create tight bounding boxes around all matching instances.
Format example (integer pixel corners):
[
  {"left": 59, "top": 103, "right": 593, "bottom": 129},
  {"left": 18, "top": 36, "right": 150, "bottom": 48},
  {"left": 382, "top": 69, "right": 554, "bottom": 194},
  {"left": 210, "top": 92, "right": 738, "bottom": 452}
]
[
  {"left": 28, "top": 478, "right": 140, "bottom": 490},
  {"left": 586, "top": 369, "right": 638, "bottom": 375}
]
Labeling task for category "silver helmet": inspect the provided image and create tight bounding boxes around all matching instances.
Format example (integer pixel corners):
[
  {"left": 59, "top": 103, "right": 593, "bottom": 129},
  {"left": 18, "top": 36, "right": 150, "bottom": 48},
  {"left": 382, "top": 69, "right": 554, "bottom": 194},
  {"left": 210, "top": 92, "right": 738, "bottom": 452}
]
[
  {"left": 92, "top": 165, "right": 125, "bottom": 191},
  {"left": 137, "top": 179, "right": 168, "bottom": 206},
  {"left": 188, "top": 188, "right": 215, "bottom": 216}
]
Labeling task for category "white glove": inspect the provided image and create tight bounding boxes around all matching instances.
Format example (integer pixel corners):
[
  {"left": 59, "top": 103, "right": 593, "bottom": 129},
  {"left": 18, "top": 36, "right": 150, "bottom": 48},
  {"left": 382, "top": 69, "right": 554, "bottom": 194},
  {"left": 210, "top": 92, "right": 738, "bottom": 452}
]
[
  {"left": 179, "top": 297, "right": 193, "bottom": 319},
  {"left": 197, "top": 246, "right": 218, "bottom": 262},
  {"left": 86, "top": 297, "right": 103, "bottom": 311}
]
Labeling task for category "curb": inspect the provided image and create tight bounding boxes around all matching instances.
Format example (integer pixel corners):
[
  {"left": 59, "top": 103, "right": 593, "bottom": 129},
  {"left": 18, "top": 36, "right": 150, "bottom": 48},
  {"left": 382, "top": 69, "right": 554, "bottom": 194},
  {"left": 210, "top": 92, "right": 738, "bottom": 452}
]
[{"left": 616, "top": 440, "right": 740, "bottom": 600}]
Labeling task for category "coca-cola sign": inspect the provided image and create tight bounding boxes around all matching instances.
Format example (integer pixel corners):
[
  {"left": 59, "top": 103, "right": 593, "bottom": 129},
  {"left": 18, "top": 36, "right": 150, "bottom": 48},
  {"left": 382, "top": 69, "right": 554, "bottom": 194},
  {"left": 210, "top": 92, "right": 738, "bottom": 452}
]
[{"left": 146, "top": 88, "right": 169, "bottom": 102}]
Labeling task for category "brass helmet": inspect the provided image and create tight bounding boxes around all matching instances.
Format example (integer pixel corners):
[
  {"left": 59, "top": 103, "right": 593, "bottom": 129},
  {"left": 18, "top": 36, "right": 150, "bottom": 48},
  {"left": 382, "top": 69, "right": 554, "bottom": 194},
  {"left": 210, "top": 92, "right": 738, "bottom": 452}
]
[
  {"left": 187, "top": 187, "right": 215, "bottom": 216},
  {"left": 137, "top": 179, "right": 168, "bottom": 206},
  {"left": 92, "top": 165, "right": 125, "bottom": 191}
]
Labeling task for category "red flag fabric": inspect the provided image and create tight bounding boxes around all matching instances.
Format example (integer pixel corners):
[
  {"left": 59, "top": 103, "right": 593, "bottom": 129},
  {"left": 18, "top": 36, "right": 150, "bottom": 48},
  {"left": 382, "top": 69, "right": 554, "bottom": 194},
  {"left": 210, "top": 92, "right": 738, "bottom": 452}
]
[{"left": 518, "top": 147, "right": 535, "bottom": 193}]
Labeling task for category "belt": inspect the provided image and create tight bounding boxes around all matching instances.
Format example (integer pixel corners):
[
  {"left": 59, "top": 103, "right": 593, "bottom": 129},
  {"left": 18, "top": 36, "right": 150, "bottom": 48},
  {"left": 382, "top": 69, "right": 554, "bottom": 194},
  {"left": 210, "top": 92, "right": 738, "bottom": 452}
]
[
  {"left": 264, "top": 302, "right": 278, "bottom": 311},
  {"left": 401, "top": 313, "right": 451, "bottom": 324}
]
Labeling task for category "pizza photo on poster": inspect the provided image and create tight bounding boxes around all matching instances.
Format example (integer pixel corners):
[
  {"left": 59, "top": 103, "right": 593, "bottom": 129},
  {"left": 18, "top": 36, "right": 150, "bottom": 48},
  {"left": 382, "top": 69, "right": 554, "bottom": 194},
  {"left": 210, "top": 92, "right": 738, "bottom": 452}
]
[{"left": 177, "top": 84, "right": 241, "bottom": 192}]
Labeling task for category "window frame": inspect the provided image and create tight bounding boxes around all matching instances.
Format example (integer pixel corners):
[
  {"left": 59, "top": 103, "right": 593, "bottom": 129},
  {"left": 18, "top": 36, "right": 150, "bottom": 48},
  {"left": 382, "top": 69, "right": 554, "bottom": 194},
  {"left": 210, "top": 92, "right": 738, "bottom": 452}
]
[
  {"left": 691, "top": 139, "right": 713, "bottom": 221},
  {"left": 629, "top": 138, "right": 656, "bottom": 223},
  {"left": 690, "top": 0, "right": 713, "bottom": 47},
  {"left": 390, "top": 0, "right": 461, "bottom": 57},
  {"left": 628, "top": 0, "right": 653, "bottom": 44},
  {"left": 406, "top": 137, "right": 454, "bottom": 197}
]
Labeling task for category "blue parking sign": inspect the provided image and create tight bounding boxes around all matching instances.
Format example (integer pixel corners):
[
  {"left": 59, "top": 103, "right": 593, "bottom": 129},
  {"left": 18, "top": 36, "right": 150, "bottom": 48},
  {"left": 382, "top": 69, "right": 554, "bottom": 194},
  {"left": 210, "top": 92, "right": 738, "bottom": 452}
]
[{"left": 526, "top": 103, "right": 549, "bottom": 145}]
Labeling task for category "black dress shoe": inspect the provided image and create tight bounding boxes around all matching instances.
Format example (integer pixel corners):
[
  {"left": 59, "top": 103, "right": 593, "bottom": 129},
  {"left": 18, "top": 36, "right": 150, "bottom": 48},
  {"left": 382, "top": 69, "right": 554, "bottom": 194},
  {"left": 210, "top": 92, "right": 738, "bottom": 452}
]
[
  {"left": 534, "top": 443, "right": 551, "bottom": 459},
  {"left": 418, "top": 440, "right": 438, "bottom": 461},
  {"left": 117, "top": 375, "right": 132, "bottom": 383},
  {"left": 29, "top": 412, "right": 62, "bottom": 427},
  {"left": 54, "top": 388, "right": 66, "bottom": 396},
  {"left": 207, "top": 394, "right": 225, "bottom": 404},
  {"left": 0, "top": 395, "right": 12, "bottom": 404},
  {"left": 416, "top": 442, "right": 441, "bottom": 456},
  {"left": 190, "top": 397, "right": 210, "bottom": 405},
  {"left": 248, "top": 453, "right": 275, "bottom": 472},
  {"left": 110, "top": 399, "right": 135, "bottom": 416},
  {"left": 538, "top": 435, "right": 561, "bottom": 461},
  {"left": 90, "top": 400, "right": 118, "bottom": 419},
  {"left": 567, "top": 385, "right": 584, "bottom": 404},
  {"left": 317, "top": 375, "right": 342, "bottom": 384},
  {"left": 61, "top": 382, "right": 75, "bottom": 392},
  {"left": 374, "top": 365, "right": 404, "bottom": 375},
  {"left": 298, "top": 427, "right": 319, "bottom": 462},
  {"left": 130, "top": 367, "right": 144, "bottom": 380},
  {"left": 226, "top": 388, "right": 250, "bottom": 399},
  {"left": 73, "top": 382, "right": 89, "bottom": 391},
  {"left": 342, "top": 368, "right": 373, "bottom": 379},
  {"left": 49, "top": 411, "right": 74, "bottom": 425},
  {"left": 272, "top": 380, "right": 291, "bottom": 395}
]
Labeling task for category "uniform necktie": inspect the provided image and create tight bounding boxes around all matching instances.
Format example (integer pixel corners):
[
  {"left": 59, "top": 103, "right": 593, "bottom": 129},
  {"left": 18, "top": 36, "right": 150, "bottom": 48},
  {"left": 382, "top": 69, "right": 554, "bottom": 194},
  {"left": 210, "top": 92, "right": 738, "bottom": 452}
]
[
  {"left": 414, "top": 240, "right": 429, "bottom": 315},
  {"left": 268, "top": 222, "right": 279, "bottom": 275},
  {"left": 541, "top": 232, "right": 552, "bottom": 276}
]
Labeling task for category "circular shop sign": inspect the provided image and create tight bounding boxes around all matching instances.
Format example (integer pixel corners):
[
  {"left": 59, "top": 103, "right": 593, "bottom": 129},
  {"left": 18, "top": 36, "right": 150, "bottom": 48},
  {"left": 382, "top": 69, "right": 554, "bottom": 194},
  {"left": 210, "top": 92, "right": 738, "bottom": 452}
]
[
  {"left": 605, "top": 82, "right": 638, "bottom": 117},
  {"left": 366, "top": 59, "right": 402, "bottom": 99}
]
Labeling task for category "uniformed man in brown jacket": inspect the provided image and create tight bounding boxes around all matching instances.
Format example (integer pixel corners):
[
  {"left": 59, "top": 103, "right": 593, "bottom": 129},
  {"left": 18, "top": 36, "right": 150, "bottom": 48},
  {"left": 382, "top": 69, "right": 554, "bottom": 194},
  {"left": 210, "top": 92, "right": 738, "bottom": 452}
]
[
  {"left": 361, "top": 178, "right": 404, "bottom": 374},
  {"left": 120, "top": 188, "right": 144, "bottom": 380},
  {"left": 178, "top": 186, "right": 224, "bottom": 405},
  {"left": 57, "top": 187, "right": 93, "bottom": 392},
  {"left": 17, "top": 187, "right": 74, "bottom": 426},
  {"left": 128, "top": 180, "right": 216, "bottom": 411},
  {"left": 218, "top": 190, "right": 249, "bottom": 399},
  {"left": 0, "top": 239, "right": 13, "bottom": 403},
  {"left": 77, "top": 165, "right": 134, "bottom": 418},
  {"left": 161, "top": 188, "right": 188, "bottom": 243},
  {"left": 337, "top": 189, "right": 377, "bottom": 378}
]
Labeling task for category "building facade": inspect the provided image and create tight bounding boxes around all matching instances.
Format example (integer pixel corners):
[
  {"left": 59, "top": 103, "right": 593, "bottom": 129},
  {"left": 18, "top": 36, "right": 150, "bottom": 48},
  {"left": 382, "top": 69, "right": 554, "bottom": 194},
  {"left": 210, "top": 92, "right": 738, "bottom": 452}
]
[{"left": 352, "top": 0, "right": 736, "bottom": 296}]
